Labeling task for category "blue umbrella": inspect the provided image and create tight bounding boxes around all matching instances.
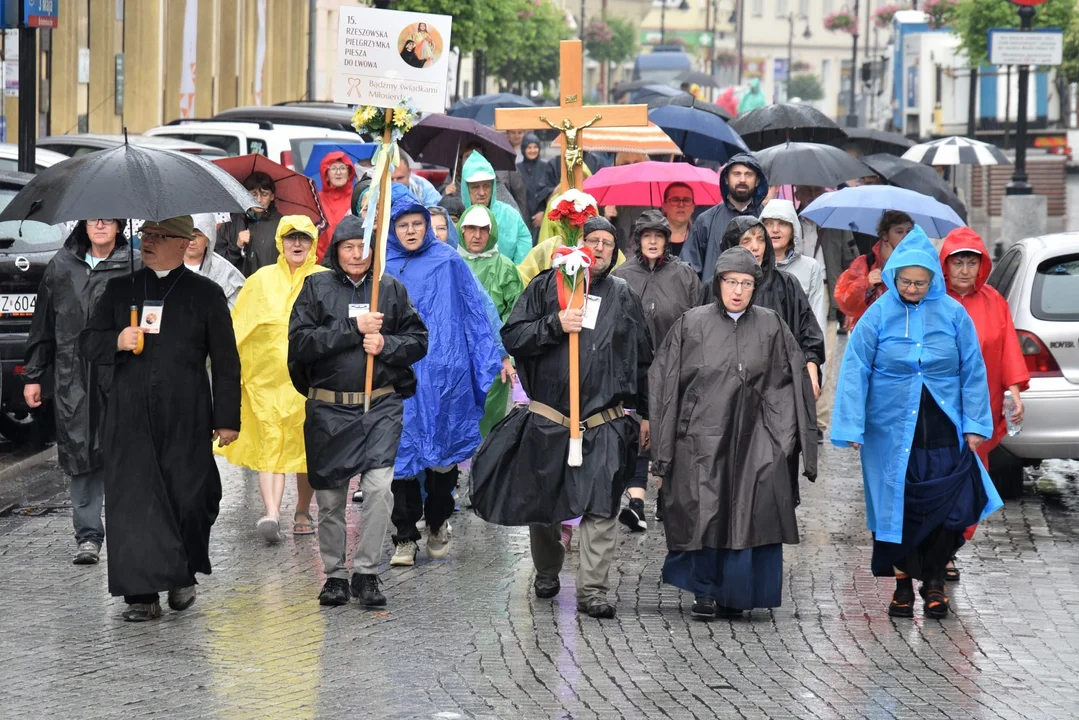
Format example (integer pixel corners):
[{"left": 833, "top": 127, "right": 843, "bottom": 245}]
[
  {"left": 801, "top": 185, "right": 965, "bottom": 238},
  {"left": 448, "top": 93, "right": 536, "bottom": 126},
  {"left": 648, "top": 103, "right": 749, "bottom": 163},
  {"left": 304, "top": 141, "right": 377, "bottom": 190}
]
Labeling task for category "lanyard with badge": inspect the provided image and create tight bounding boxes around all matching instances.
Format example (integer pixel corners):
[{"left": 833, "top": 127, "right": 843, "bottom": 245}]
[
  {"left": 348, "top": 275, "right": 370, "bottom": 319},
  {"left": 140, "top": 269, "right": 186, "bottom": 334}
]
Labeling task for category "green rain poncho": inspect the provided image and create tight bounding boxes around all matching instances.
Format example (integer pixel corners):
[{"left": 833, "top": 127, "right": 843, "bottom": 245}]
[
  {"left": 458, "top": 205, "right": 524, "bottom": 436},
  {"left": 461, "top": 151, "right": 533, "bottom": 264}
]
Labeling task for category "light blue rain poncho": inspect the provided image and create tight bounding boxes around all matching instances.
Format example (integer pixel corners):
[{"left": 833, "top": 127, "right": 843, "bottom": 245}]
[
  {"left": 461, "top": 151, "right": 533, "bottom": 264},
  {"left": 383, "top": 184, "right": 504, "bottom": 479},
  {"left": 830, "top": 226, "right": 1002, "bottom": 544}
]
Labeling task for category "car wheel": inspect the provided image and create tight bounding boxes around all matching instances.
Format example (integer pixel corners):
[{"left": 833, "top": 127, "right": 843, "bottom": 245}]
[
  {"left": 0, "top": 404, "right": 54, "bottom": 449},
  {"left": 988, "top": 445, "right": 1026, "bottom": 500}
]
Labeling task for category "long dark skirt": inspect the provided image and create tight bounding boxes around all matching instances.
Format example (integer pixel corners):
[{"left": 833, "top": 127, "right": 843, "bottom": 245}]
[
  {"left": 663, "top": 544, "right": 783, "bottom": 609},
  {"left": 871, "top": 444, "right": 988, "bottom": 580}
]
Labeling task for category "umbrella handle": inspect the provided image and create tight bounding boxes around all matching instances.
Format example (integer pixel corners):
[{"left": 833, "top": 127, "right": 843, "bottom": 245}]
[{"left": 131, "top": 306, "right": 144, "bottom": 355}]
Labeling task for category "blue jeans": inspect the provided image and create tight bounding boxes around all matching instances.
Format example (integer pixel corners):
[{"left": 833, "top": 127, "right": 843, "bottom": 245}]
[{"left": 71, "top": 468, "right": 105, "bottom": 545}]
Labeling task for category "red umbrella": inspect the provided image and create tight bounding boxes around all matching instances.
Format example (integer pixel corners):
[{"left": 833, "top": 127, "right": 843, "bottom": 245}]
[
  {"left": 212, "top": 154, "right": 326, "bottom": 228},
  {"left": 582, "top": 161, "right": 722, "bottom": 207}
]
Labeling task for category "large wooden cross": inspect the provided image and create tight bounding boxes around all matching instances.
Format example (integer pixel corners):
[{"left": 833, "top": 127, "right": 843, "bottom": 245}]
[{"left": 495, "top": 40, "right": 649, "bottom": 467}]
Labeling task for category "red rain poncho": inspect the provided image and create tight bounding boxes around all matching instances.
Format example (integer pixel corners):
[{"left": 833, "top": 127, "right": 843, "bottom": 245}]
[
  {"left": 833, "top": 239, "right": 888, "bottom": 324},
  {"left": 939, "top": 227, "right": 1029, "bottom": 468},
  {"left": 315, "top": 150, "right": 356, "bottom": 262}
]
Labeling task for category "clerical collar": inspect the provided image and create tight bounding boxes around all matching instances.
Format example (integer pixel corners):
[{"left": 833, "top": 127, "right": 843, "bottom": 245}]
[{"left": 152, "top": 265, "right": 183, "bottom": 279}]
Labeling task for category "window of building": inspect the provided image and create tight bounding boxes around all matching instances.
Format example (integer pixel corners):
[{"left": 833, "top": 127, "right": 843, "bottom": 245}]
[
  {"left": 777, "top": 0, "right": 788, "bottom": 15},
  {"left": 751, "top": 0, "right": 764, "bottom": 17}
]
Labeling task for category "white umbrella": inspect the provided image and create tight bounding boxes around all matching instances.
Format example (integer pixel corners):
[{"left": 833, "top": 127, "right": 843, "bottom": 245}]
[{"left": 902, "top": 136, "right": 1010, "bottom": 166}]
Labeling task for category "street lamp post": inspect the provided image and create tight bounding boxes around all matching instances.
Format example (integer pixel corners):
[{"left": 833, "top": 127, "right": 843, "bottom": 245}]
[
  {"left": 735, "top": 0, "right": 745, "bottom": 84},
  {"left": 847, "top": 0, "right": 860, "bottom": 127},
  {"left": 659, "top": 0, "right": 691, "bottom": 46},
  {"left": 1006, "top": 4, "right": 1036, "bottom": 195},
  {"left": 786, "top": 13, "right": 811, "bottom": 101}
]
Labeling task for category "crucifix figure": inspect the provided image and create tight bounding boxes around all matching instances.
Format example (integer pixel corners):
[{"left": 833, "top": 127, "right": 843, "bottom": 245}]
[{"left": 495, "top": 40, "right": 649, "bottom": 467}]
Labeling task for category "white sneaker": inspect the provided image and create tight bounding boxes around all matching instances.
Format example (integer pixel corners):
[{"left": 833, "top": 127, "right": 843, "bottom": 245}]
[
  {"left": 390, "top": 540, "right": 418, "bottom": 566},
  {"left": 257, "top": 516, "right": 280, "bottom": 544},
  {"left": 427, "top": 523, "right": 452, "bottom": 559}
]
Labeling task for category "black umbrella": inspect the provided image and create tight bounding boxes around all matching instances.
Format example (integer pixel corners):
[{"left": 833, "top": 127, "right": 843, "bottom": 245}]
[
  {"left": 647, "top": 93, "right": 733, "bottom": 121},
  {"left": 0, "top": 143, "right": 257, "bottom": 225},
  {"left": 729, "top": 103, "right": 848, "bottom": 150},
  {"left": 861, "top": 153, "right": 968, "bottom": 222},
  {"left": 613, "top": 79, "right": 660, "bottom": 96},
  {"left": 755, "top": 142, "right": 872, "bottom": 188},
  {"left": 400, "top": 115, "right": 517, "bottom": 173},
  {"left": 633, "top": 84, "right": 692, "bottom": 105},
  {"left": 448, "top": 93, "right": 535, "bottom": 126},
  {"left": 675, "top": 69, "right": 720, "bottom": 89},
  {"left": 839, "top": 127, "right": 915, "bottom": 156}
]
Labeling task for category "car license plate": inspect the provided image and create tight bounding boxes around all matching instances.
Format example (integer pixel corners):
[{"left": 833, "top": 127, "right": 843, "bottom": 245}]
[{"left": 0, "top": 293, "right": 35, "bottom": 316}]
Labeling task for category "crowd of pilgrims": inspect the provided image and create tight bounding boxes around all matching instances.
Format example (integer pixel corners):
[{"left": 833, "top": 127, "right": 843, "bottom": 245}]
[{"left": 23, "top": 131, "right": 1025, "bottom": 623}]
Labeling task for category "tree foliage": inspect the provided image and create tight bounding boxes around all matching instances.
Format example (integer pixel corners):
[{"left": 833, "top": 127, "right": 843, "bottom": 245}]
[
  {"left": 584, "top": 17, "right": 637, "bottom": 65},
  {"left": 952, "top": 0, "right": 1077, "bottom": 68},
  {"left": 486, "top": 0, "right": 571, "bottom": 88},
  {"left": 788, "top": 74, "right": 825, "bottom": 101}
]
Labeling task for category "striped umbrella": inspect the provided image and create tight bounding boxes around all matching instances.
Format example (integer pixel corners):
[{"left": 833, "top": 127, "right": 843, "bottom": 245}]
[
  {"left": 902, "top": 136, "right": 1011, "bottom": 166},
  {"left": 551, "top": 122, "right": 680, "bottom": 156}
]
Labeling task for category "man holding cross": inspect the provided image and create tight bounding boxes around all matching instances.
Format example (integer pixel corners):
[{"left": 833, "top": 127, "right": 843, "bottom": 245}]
[{"left": 470, "top": 215, "right": 653, "bottom": 619}]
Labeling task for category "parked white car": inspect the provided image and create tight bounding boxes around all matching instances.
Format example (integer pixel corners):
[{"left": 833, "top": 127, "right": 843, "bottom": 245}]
[
  {"left": 0, "top": 144, "right": 69, "bottom": 172},
  {"left": 987, "top": 233, "right": 1079, "bottom": 497},
  {"left": 144, "top": 120, "right": 359, "bottom": 172}
]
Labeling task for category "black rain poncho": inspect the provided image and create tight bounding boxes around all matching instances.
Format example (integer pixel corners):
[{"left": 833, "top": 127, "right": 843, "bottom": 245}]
[
  {"left": 470, "top": 267, "right": 653, "bottom": 525},
  {"left": 650, "top": 247, "right": 818, "bottom": 552},
  {"left": 24, "top": 225, "right": 138, "bottom": 475},
  {"left": 287, "top": 215, "right": 429, "bottom": 490},
  {"left": 699, "top": 215, "right": 825, "bottom": 368}
]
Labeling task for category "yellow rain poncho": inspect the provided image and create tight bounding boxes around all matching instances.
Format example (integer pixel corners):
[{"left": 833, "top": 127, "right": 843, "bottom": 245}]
[{"left": 218, "top": 215, "right": 328, "bottom": 473}]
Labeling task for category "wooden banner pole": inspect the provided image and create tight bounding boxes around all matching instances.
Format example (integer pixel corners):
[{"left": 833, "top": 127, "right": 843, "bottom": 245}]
[{"left": 363, "top": 108, "right": 394, "bottom": 412}]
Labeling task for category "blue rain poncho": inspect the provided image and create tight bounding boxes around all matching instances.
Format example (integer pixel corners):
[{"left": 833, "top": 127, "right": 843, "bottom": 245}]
[
  {"left": 383, "top": 184, "right": 503, "bottom": 478},
  {"left": 830, "top": 226, "right": 1002, "bottom": 544}
]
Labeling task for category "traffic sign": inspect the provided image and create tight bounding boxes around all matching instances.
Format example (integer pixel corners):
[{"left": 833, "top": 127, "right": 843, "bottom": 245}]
[
  {"left": 22, "top": 0, "right": 57, "bottom": 28},
  {"left": 989, "top": 28, "right": 1062, "bottom": 66}
]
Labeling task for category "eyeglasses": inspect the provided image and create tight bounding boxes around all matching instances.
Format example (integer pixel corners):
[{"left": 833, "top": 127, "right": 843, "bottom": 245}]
[
  {"left": 896, "top": 278, "right": 929, "bottom": 289},
  {"left": 140, "top": 231, "right": 187, "bottom": 243},
  {"left": 583, "top": 238, "right": 616, "bottom": 250},
  {"left": 665, "top": 197, "right": 694, "bottom": 206},
  {"left": 328, "top": 164, "right": 350, "bottom": 173},
  {"left": 282, "top": 234, "right": 313, "bottom": 244},
  {"left": 720, "top": 278, "right": 755, "bottom": 291},
  {"left": 87, "top": 218, "right": 117, "bottom": 227},
  {"left": 394, "top": 220, "right": 427, "bottom": 233}
]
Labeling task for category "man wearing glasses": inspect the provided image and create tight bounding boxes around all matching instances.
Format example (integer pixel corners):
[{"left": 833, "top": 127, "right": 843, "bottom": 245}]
[
  {"left": 471, "top": 216, "right": 653, "bottom": 620},
  {"left": 80, "top": 216, "right": 241, "bottom": 622},
  {"left": 660, "top": 182, "right": 696, "bottom": 257},
  {"left": 216, "top": 171, "right": 283, "bottom": 277}
]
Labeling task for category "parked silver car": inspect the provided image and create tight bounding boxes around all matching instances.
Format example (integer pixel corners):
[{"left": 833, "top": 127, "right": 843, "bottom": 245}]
[{"left": 987, "top": 234, "right": 1079, "bottom": 497}]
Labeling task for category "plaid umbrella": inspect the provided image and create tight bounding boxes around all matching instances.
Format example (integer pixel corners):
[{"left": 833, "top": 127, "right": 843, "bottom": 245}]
[{"left": 902, "top": 136, "right": 1011, "bottom": 166}]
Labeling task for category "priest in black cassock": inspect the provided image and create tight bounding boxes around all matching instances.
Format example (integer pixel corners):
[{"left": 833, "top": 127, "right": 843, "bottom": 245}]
[
  {"left": 81, "top": 215, "right": 241, "bottom": 622},
  {"left": 470, "top": 216, "right": 652, "bottom": 620}
]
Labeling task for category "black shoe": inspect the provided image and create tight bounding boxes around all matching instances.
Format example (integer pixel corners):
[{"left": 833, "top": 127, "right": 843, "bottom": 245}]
[
  {"left": 619, "top": 498, "right": 647, "bottom": 532},
  {"left": 121, "top": 602, "right": 162, "bottom": 622},
  {"left": 318, "top": 577, "right": 350, "bottom": 606},
  {"left": 691, "top": 596, "right": 717, "bottom": 620},
  {"left": 352, "top": 490, "right": 364, "bottom": 503},
  {"left": 167, "top": 585, "right": 196, "bottom": 612},
  {"left": 716, "top": 605, "right": 743, "bottom": 619},
  {"left": 534, "top": 577, "right": 560, "bottom": 599},
  {"left": 576, "top": 598, "right": 616, "bottom": 619},
  {"left": 350, "top": 573, "right": 386, "bottom": 607},
  {"left": 73, "top": 541, "right": 101, "bottom": 565}
]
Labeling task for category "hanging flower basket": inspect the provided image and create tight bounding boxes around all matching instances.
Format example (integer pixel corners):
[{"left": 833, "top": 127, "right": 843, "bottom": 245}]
[
  {"left": 922, "top": 0, "right": 958, "bottom": 31},
  {"left": 824, "top": 10, "right": 857, "bottom": 35},
  {"left": 584, "top": 19, "right": 614, "bottom": 45},
  {"left": 873, "top": 3, "right": 910, "bottom": 30},
  {"left": 715, "top": 50, "right": 738, "bottom": 68}
]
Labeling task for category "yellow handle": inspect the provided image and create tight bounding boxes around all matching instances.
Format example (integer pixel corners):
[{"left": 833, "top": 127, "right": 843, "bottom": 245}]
[{"left": 130, "top": 306, "right": 144, "bottom": 355}]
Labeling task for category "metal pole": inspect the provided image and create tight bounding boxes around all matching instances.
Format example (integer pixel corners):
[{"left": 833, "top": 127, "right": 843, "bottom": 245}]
[
  {"left": 736, "top": 0, "right": 744, "bottom": 84},
  {"left": 661, "top": 0, "right": 667, "bottom": 45},
  {"left": 17, "top": 27, "right": 36, "bottom": 174},
  {"left": 967, "top": 67, "right": 978, "bottom": 139},
  {"left": 786, "top": 15, "right": 793, "bottom": 101},
  {"left": 307, "top": 0, "right": 317, "bottom": 101},
  {"left": 1007, "top": 5, "right": 1034, "bottom": 195},
  {"left": 580, "top": 0, "right": 586, "bottom": 40},
  {"left": 846, "top": 0, "right": 859, "bottom": 127}
]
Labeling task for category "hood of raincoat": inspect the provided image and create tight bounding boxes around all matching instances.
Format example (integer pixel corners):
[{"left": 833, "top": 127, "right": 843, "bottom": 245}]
[
  {"left": 719, "top": 215, "right": 775, "bottom": 273},
  {"left": 461, "top": 151, "right": 499, "bottom": 210},
  {"left": 720, "top": 152, "right": 769, "bottom": 208},
  {"left": 191, "top": 213, "right": 246, "bottom": 308},
  {"left": 522, "top": 132, "right": 542, "bottom": 155},
  {"left": 192, "top": 214, "right": 219, "bottom": 256},
  {"left": 65, "top": 218, "right": 131, "bottom": 257},
  {"left": 319, "top": 150, "right": 356, "bottom": 198},
  {"left": 759, "top": 199, "right": 803, "bottom": 267},
  {"left": 631, "top": 209, "right": 672, "bottom": 266},
  {"left": 939, "top": 226, "right": 991, "bottom": 293},
  {"left": 275, "top": 215, "right": 321, "bottom": 273},
  {"left": 456, "top": 205, "right": 499, "bottom": 256},
  {"left": 428, "top": 205, "right": 460, "bottom": 249},
  {"left": 711, "top": 246, "right": 763, "bottom": 312},
  {"left": 382, "top": 182, "right": 505, "bottom": 477},
  {"left": 880, "top": 225, "right": 946, "bottom": 302},
  {"left": 325, "top": 213, "right": 368, "bottom": 278}
]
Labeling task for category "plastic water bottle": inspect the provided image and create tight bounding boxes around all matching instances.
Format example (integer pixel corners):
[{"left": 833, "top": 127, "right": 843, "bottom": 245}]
[{"left": 1003, "top": 391, "right": 1021, "bottom": 437}]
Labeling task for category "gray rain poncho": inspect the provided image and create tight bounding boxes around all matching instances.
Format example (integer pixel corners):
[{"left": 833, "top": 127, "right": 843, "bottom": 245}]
[
  {"left": 192, "top": 214, "right": 246, "bottom": 310},
  {"left": 650, "top": 246, "right": 818, "bottom": 552}
]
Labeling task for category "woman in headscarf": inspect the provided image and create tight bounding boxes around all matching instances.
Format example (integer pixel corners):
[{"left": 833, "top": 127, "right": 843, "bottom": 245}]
[
  {"left": 316, "top": 151, "right": 357, "bottom": 263},
  {"left": 219, "top": 216, "right": 328, "bottom": 543},
  {"left": 612, "top": 210, "right": 699, "bottom": 530},
  {"left": 516, "top": 133, "right": 551, "bottom": 242},
  {"left": 938, "top": 227, "right": 1029, "bottom": 580},
  {"left": 187, "top": 214, "right": 246, "bottom": 310},
  {"left": 831, "top": 226, "right": 1002, "bottom": 619},
  {"left": 428, "top": 206, "right": 459, "bottom": 248},
  {"left": 650, "top": 246, "right": 817, "bottom": 620}
]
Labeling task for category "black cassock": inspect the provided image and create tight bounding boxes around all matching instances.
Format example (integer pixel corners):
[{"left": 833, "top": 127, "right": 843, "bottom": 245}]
[
  {"left": 470, "top": 268, "right": 652, "bottom": 525},
  {"left": 80, "top": 267, "right": 241, "bottom": 598}
]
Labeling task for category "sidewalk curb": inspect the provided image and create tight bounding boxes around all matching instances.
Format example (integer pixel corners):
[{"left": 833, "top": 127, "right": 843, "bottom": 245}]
[{"left": 0, "top": 446, "right": 57, "bottom": 486}]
